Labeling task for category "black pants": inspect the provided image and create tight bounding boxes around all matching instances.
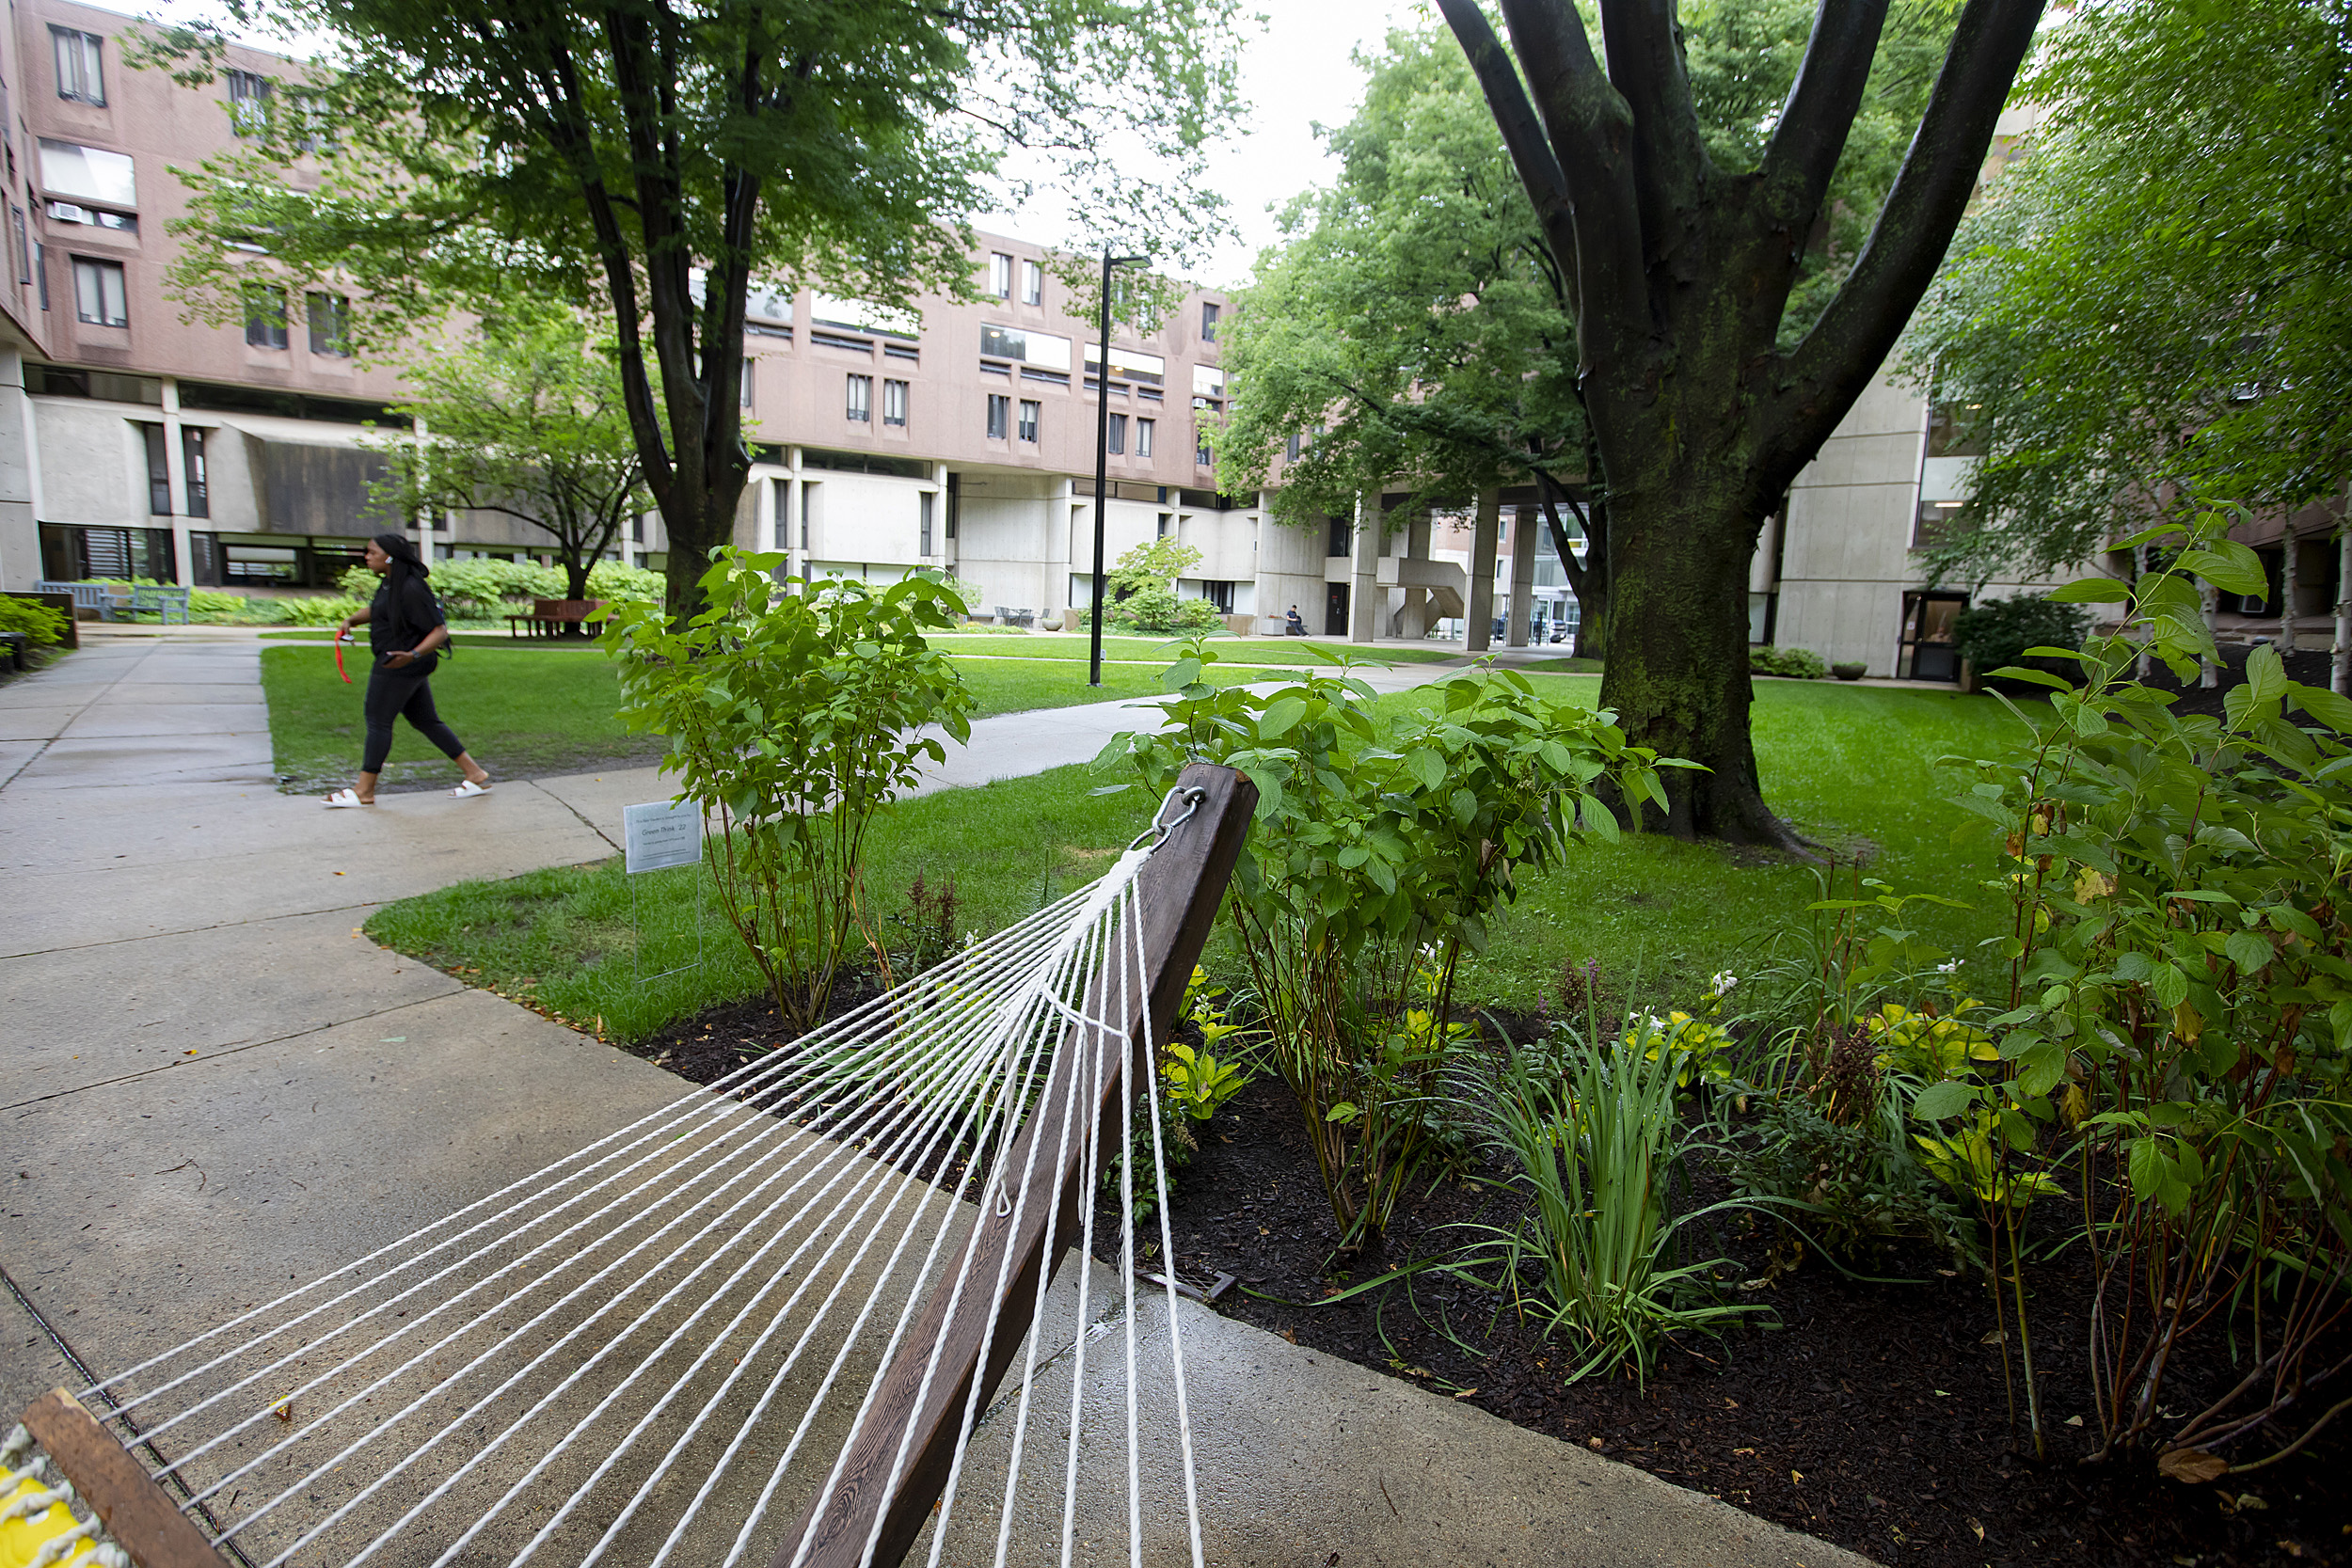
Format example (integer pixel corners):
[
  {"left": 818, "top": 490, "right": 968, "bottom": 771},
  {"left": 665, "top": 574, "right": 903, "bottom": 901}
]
[{"left": 362, "top": 663, "right": 466, "bottom": 773}]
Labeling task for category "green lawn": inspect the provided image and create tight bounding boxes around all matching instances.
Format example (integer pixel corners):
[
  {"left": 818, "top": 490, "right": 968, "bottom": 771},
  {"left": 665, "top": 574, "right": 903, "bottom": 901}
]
[
  {"left": 362, "top": 676, "right": 2034, "bottom": 1041},
  {"left": 260, "top": 642, "right": 1273, "bottom": 791}
]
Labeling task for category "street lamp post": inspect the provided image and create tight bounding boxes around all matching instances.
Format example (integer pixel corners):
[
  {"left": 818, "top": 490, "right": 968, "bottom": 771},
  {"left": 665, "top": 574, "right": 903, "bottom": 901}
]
[{"left": 1090, "top": 248, "right": 1147, "bottom": 688}]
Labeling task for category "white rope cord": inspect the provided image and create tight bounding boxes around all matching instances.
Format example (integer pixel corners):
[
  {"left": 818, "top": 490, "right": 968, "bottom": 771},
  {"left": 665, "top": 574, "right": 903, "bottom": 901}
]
[
  {"left": 79, "top": 796, "right": 1216, "bottom": 1568},
  {"left": 583, "top": 883, "right": 1111, "bottom": 1568},
  {"left": 226, "top": 926, "right": 1073, "bottom": 1561},
  {"left": 150, "top": 900, "right": 1084, "bottom": 1486},
  {"left": 94, "top": 883, "right": 1095, "bottom": 1426}
]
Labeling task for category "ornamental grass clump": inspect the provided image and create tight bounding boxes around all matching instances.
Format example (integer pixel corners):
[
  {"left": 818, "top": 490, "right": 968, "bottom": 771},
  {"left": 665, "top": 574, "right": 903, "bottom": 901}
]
[
  {"left": 604, "top": 547, "right": 973, "bottom": 1034},
  {"left": 1103, "top": 638, "right": 1676, "bottom": 1249},
  {"left": 1469, "top": 1027, "right": 1765, "bottom": 1385}
]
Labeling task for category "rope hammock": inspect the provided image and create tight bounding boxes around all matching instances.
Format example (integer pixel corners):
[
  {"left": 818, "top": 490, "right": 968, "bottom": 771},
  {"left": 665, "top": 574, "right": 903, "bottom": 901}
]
[{"left": 9, "top": 764, "right": 1255, "bottom": 1568}]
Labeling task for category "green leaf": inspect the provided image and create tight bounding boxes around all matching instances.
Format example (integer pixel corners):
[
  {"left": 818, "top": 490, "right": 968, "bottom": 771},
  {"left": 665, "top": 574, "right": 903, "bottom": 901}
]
[
  {"left": 2046, "top": 577, "right": 2131, "bottom": 603},
  {"left": 2225, "top": 930, "right": 2273, "bottom": 974},
  {"left": 2244, "top": 643, "right": 2288, "bottom": 706},
  {"left": 2292, "top": 683, "right": 2352, "bottom": 734},
  {"left": 1259, "top": 694, "right": 1309, "bottom": 738},
  {"left": 1912, "top": 1080, "right": 1978, "bottom": 1120},
  {"left": 1403, "top": 748, "right": 1445, "bottom": 791}
]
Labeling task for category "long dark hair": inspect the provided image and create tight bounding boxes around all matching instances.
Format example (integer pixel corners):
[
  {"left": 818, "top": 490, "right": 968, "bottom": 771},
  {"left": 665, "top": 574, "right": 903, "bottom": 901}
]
[{"left": 372, "top": 531, "right": 434, "bottom": 646}]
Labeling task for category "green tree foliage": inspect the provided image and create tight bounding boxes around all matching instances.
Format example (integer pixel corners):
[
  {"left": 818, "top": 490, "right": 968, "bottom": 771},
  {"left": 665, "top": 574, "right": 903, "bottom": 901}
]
[
  {"left": 1104, "top": 537, "right": 1221, "bottom": 634},
  {"left": 367, "top": 299, "right": 649, "bottom": 601},
  {"left": 604, "top": 548, "right": 974, "bottom": 1033},
  {"left": 1103, "top": 640, "right": 1671, "bottom": 1243},
  {"left": 1230, "top": 0, "right": 2027, "bottom": 843},
  {"left": 1900, "top": 0, "right": 2352, "bottom": 583},
  {"left": 138, "top": 0, "right": 1245, "bottom": 616}
]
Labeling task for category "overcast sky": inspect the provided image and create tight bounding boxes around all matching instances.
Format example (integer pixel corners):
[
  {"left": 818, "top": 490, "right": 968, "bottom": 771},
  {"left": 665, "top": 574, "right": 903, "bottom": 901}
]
[{"left": 127, "top": 0, "right": 1433, "bottom": 293}]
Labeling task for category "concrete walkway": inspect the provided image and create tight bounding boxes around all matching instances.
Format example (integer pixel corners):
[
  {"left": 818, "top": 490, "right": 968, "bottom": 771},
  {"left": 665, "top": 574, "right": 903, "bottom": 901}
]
[{"left": 1, "top": 627, "right": 1865, "bottom": 1568}]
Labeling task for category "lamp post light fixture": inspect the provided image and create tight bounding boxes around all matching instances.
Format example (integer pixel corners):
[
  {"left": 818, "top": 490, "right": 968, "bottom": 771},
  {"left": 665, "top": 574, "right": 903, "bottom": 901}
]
[{"left": 1090, "top": 248, "right": 1148, "bottom": 688}]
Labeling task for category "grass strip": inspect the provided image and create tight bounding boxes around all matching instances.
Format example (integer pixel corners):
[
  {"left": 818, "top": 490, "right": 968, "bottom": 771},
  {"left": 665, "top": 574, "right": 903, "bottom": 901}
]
[{"left": 364, "top": 677, "right": 2025, "bottom": 1041}]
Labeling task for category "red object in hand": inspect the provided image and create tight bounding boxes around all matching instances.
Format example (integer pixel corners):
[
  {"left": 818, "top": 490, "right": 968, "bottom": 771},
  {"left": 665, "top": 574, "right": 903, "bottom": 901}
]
[{"left": 334, "top": 630, "right": 353, "bottom": 684}]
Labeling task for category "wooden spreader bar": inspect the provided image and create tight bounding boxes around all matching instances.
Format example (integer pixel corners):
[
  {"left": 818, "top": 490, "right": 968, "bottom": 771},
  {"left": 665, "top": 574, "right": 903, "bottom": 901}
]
[
  {"left": 778, "top": 762, "right": 1254, "bottom": 1568},
  {"left": 18, "top": 1387, "right": 230, "bottom": 1568}
]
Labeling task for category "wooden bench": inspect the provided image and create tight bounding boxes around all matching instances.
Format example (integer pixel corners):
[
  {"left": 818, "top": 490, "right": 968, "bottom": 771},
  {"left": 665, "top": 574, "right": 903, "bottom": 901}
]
[
  {"left": 504, "top": 597, "right": 607, "bottom": 639},
  {"left": 35, "top": 579, "right": 130, "bottom": 621},
  {"left": 125, "top": 584, "right": 191, "bottom": 625}
]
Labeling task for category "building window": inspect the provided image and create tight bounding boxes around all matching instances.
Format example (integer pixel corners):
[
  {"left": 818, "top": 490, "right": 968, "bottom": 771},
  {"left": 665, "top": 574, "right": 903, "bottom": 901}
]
[
  {"left": 228, "top": 70, "right": 272, "bottom": 135},
  {"left": 1106, "top": 413, "right": 1126, "bottom": 454},
  {"left": 36, "top": 244, "right": 48, "bottom": 310},
  {"left": 986, "top": 393, "right": 1009, "bottom": 440},
  {"left": 739, "top": 363, "right": 755, "bottom": 408},
  {"left": 1196, "top": 427, "right": 1213, "bottom": 467},
  {"left": 989, "top": 252, "right": 1013, "bottom": 300},
  {"left": 183, "top": 427, "right": 209, "bottom": 518},
  {"left": 43, "top": 200, "right": 135, "bottom": 231},
  {"left": 919, "top": 491, "right": 934, "bottom": 556},
  {"left": 306, "top": 291, "right": 350, "bottom": 356},
  {"left": 846, "top": 372, "right": 871, "bottom": 422},
  {"left": 1155, "top": 511, "right": 1171, "bottom": 538},
  {"left": 243, "top": 283, "right": 287, "bottom": 347},
  {"left": 882, "top": 377, "right": 907, "bottom": 427},
  {"left": 142, "top": 423, "right": 169, "bottom": 515},
  {"left": 72, "top": 256, "right": 125, "bottom": 326},
  {"left": 1021, "top": 258, "right": 1042, "bottom": 307},
  {"left": 39, "top": 141, "right": 135, "bottom": 207},
  {"left": 9, "top": 207, "right": 25, "bottom": 286},
  {"left": 1018, "top": 399, "right": 1039, "bottom": 443},
  {"left": 1327, "top": 516, "right": 1352, "bottom": 558},
  {"left": 1201, "top": 301, "right": 1219, "bottom": 342},
  {"left": 1204, "top": 578, "right": 1234, "bottom": 613},
  {"left": 52, "top": 28, "right": 103, "bottom": 106},
  {"left": 1136, "top": 418, "right": 1153, "bottom": 458}
]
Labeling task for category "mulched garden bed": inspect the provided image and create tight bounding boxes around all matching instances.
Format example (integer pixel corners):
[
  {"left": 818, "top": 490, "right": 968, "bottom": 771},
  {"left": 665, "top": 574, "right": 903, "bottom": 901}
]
[{"left": 620, "top": 990, "right": 2347, "bottom": 1568}]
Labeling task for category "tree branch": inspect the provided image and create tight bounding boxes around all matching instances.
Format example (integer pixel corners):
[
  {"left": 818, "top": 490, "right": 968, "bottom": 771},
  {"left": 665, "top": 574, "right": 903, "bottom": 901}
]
[
  {"left": 1597, "top": 0, "right": 1713, "bottom": 256},
  {"left": 1434, "top": 0, "right": 1582, "bottom": 323},
  {"left": 1490, "top": 0, "right": 1647, "bottom": 364},
  {"left": 1759, "top": 0, "right": 1891, "bottom": 238},
  {"left": 1769, "top": 0, "right": 2046, "bottom": 483}
]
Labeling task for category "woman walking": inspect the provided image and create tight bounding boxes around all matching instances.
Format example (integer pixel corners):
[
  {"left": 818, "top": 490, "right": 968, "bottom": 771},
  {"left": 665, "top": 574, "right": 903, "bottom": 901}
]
[{"left": 325, "top": 532, "right": 493, "bottom": 806}]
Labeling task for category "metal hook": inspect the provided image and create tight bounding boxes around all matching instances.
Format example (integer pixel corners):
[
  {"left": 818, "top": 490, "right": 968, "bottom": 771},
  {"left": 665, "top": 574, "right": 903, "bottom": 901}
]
[{"left": 1126, "top": 784, "right": 1206, "bottom": 855}]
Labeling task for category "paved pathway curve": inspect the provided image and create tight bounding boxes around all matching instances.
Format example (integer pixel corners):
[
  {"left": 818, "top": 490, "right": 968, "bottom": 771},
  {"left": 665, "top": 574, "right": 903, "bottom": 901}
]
[{"left": 0, "top": 626, "right": 1866, "bottom": 1568}]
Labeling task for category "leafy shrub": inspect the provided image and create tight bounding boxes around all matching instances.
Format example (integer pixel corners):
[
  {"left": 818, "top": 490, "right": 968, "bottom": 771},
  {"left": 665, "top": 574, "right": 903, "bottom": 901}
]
[
  {"left": 1109, "top": 583, "right": 1224, "bottom": 634},
  {"left": 1925, "top": 506, "right": 2352, "bottom": 1467},
  {"left": 605, "top": 547, "right": 975, "bottom": 1032},
  {"left": 278, "top": 594, "right": 367, "bottom": 626},
  {"left": 1950, "top": 593, "right": 2089, "bottom": 678},
  {"left": 1104, "top": 639, "right": 1669, "bottom": 1245},
  {"left": 1749, "top": 644, "right": 1828, "bottom": 679},
  {"left": 0, "top": 595, "right": 69, "bottom": 646},
  {"left": 1467, "top": 1028, "right": 1763, "bottom": 1384},
  {"left": 911, "top": 568, "right": 984, "bottom": 615},
  {"left": 586, "top": 561, "right": 663, "bottom": 603}
]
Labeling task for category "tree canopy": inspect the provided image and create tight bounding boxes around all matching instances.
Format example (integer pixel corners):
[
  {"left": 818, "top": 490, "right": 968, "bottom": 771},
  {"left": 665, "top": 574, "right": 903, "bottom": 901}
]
[
  {"left": 368, "top": 297, "right": 650, "bottom": 601},
  {"left": 144, "top": 0, "right": 1246, "bottom": 611},
  {"left": 1218, "top": 4, "right": 1966, "bottom": 663},
  {"left": 1900, "top": 0, "right": 2352, "bottom": 585}
]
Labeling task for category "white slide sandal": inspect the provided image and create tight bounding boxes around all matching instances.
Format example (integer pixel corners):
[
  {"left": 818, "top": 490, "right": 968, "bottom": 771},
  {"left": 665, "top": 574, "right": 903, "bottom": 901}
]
[
  {"left": 449, "top": 779, "right": 491, "bottom": 799},
  {"left": 325, "top": 788, "right": 373, "bottom": 808}
]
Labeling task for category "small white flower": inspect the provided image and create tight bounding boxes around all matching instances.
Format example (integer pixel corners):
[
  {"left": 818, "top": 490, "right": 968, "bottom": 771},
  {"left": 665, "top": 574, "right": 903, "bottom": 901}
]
[
  {"left": 1708, "top": 971, "right": 1738, "bottom": 996},
  {"left": 1936, "top": 960, "right": 1962, "bottom": 975}
]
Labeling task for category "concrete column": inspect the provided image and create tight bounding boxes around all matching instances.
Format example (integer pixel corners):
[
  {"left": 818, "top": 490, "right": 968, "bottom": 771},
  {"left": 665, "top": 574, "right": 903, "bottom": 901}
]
[
  {"left": 754, "top": 467, "right": 776, "bottom": 557},
  {"left": 158, "top": 377, "right": 193, "bottom": 585},
  {"left": 409, "top": 415, "right": 435, "bottom": 566},
  {"left": 1467, "top": 488, "right": 1500, "bottom": 652},
  {"left": 0, "top": 350, "right": 39, "bottom": 592},
  {"left": 1053, "top": 474, "right": 1077, "bottom": 617},
  {"left": 1349, "top": 493, "right": 1380, "bottom": 643},
  {"left": 1506, "top": 504, "right": 1537, "bottom": 647},
  {"left": 1394, "top": 509, "right": 1433, "bottom": 638},
  {"left": 785, "top": 446, "right": 805, "bottom": 583},
  {"left": 2280, "top": 528, "right": 2299, "bottom": 653}
]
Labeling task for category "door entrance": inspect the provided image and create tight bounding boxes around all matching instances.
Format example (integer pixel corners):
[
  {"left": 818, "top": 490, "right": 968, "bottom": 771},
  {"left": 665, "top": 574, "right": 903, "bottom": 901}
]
[
  {"left": 1898, "top": 591, "right": 1969, "bottom": 681},
  {"left": 1325, "top": 583, "right": 1349, "bottom": 638}
]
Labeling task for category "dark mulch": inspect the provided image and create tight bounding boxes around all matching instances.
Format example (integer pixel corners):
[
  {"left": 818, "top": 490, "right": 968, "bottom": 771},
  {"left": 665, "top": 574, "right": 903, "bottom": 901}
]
[
  {"left": 618, "top": 988, "right": 2347, "bottom": 1568},
  {"left": 1137, "top": 1070, "right": 2348, "bottom": 1568}
]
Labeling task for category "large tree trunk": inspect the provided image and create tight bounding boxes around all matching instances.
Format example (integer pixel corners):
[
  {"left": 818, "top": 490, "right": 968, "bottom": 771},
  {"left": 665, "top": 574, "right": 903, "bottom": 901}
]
[
  {"left": 1598, "top": 453, "right": 1796, "bottom": 847},
  {"left": 660, "top": 466, "right": 751, "bottom": 619}
]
